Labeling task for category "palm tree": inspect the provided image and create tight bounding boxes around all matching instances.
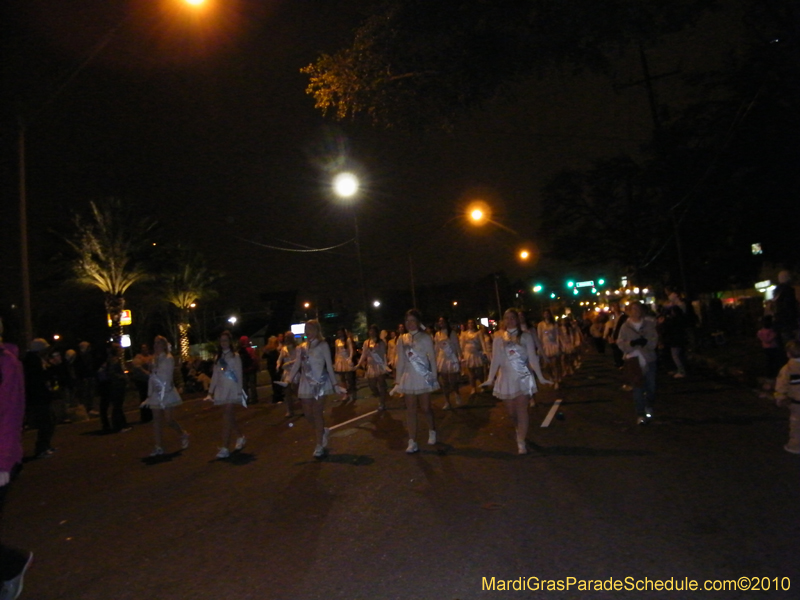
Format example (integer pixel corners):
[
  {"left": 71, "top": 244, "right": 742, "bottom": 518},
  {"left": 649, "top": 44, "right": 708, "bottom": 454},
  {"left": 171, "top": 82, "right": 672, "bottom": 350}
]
[
  {"left": 164, "top": 249, "right": 219, "bottom": 361},
  {"left": 64, "top": 199, "right": 157, "bottom": 341}
]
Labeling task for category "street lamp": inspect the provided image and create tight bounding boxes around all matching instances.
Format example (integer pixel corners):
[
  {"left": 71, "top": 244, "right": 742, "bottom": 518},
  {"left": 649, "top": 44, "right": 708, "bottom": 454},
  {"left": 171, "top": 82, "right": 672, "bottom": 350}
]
[
  {"left": 372, "top": 300, "right": 381, "bottom": 308},
  {"left": 332, "top": 172, "right": 368, "bottom": 318},
  {"left": 519, "top": 249, "right": 530, "bottom": 260},
  {"left": 228, "top": 316, "right": 237, "bottom": 325}
]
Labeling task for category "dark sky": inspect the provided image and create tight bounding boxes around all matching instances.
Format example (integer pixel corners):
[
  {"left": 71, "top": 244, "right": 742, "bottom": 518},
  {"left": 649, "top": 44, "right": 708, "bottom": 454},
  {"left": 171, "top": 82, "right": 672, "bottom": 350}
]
[{"left": 1, "top": 0, "right": 741, "bottom": 328}]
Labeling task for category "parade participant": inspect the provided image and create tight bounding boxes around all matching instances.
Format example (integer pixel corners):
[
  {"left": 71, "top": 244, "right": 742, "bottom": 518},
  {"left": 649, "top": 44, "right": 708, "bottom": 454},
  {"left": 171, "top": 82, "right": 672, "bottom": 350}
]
[
  {"left": 774, "top": 340, "right": 800, "bottom": 454},
  {"left": 286, "top": 320, "right": 345, "bottom": 458},
  {"left": 460, "top": 319, "right": 488, "bottom": 398},
  {"left": 142, "top": 336, "right": 189, "bottom": 457},
  {"left": 1, "top": 319, "right": 34, "bottom": 600},
  {"left": 616, "top": 302, "right": 659, "bottom": 425},
  {"left": 537, "top": 309, "right": 562, "bottom": 389},
  {"left": 484, "top": 308, "right": 550, "bottom": 455},
  {"left": 355, "top": 324, "right": 390, "bottom": 411},
  {"left": 334, "top": 328, "right": 357, "bottom": 402},
  {"left": 435, "top": 316, "right": 462, "bottom": 409},
  {"left": 130, "top": 344, "right": 153, "bottom": 424},
  {"left": 606, "top": 302, "right": 628, "bottom": 369},
  {"left": 394, "top": 309, "right": 439, "bottom": 453},
  {"left": 276, "top": 331, "right": 300, "bottom": 418},
  {"left": 205, "top": 331, "right": 247, "bottom": 459},
  {"left": 558, "top": 316, "right": 575, "bottom": 376}
]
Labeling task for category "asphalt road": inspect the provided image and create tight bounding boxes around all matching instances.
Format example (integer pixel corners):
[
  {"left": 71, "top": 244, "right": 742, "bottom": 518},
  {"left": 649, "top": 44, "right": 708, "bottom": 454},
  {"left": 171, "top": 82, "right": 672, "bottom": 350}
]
[{"left": 5, "top": 352, "right": 799, "bottom": 600}]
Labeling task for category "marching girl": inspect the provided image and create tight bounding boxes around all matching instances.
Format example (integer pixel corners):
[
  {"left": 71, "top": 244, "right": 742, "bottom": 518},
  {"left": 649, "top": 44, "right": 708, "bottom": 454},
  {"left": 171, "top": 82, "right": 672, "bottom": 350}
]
[
  {"left": 484, "top": 308, "right": 550, "bottom": 454},
  {"left": 143, "top": 336, "right": 189, "bottom": 456},
  {"left": 277, "top": 331, "right": 300, "bottom": 418},
  {"left": 435, "top": 316, "right": 462, "bottom": 409},
  {"left": 355, "top": 324, "right": 390, "bottom": 411},
  {"left": 537, "top": 309, "right": 562, "bottom": 390},
  {"left": 287, "top": 320, "right": 346, "bottom": 458},
  {"left": 394, "top": 309, "right": 439, "bottom": 453},
  {"left": 205, "top": 330, "right": 247, "bottom": 459},
  {"left": 460, "top": 319, "right": 488, "bottom": 398},
  {"left": 334, "top": 328, "right": 357, "bottom": 403}
]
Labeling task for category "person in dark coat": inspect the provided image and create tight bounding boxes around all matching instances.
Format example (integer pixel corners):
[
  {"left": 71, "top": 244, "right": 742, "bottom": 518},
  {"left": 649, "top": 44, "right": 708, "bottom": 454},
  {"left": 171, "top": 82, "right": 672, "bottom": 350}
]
[{"left": 23, "top": 338, "right": 56, "bottom": 458}]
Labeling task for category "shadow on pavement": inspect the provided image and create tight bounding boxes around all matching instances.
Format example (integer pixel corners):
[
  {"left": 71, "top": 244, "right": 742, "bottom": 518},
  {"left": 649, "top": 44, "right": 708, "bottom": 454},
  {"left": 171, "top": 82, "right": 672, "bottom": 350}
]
[
  {"left": 529, "top": 442, "right": 656, "bottom": 457},
  {"left": 141, "top": 450, "right": 183, "bottom": 465},
  {"left": 208, "top": 451, "right": 257, "bottom": 466},
  {"left": 293, "top": 453, "right": 375, "bottom": 466}
]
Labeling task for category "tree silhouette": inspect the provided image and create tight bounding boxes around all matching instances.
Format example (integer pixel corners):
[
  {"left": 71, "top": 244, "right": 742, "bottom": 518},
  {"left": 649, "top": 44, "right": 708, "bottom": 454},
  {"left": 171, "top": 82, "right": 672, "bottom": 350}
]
[{"left": 63, "top": 198, "right": 156, "bottom": 341}]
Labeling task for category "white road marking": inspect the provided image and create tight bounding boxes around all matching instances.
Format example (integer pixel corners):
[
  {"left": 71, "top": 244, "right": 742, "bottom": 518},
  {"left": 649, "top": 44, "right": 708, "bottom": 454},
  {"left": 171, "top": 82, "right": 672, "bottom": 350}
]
[
  {"left": 540, "top": 399, "right": 562, "bottom": 428},
  {"left": 329, "top": 410, "right": 378, "bottom": 431}
]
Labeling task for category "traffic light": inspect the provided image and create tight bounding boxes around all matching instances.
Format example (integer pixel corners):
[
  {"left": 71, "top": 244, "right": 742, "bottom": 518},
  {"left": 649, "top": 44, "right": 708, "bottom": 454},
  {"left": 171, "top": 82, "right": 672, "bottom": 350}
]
[{"left": 567, "top": 280, "right": 575, "bottom": 288}]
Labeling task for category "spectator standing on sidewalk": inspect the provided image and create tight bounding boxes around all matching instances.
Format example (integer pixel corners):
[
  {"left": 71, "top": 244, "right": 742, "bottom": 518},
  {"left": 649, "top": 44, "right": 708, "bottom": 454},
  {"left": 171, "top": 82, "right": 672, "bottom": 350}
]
[
  {"left": 23, "top": 338, "right": 56, "bottom": 458},
  {"left": 606, "top": 302, "right": 628, "bottom": 369},
  {"left": 774, "top": 340, "right": 800, "bottom": 454},
  {"left": 773, "top": 271, "right": 799, "bottom": 348},
  {"left": 662, "top": 304, "right": 688, "bottom": 379},
  {"left": 130, "top": 344, "right": 153, "bottom": 424},
  {"left": 103, "top": 343, "right": 132, "bottom": 434},
  {"left": 757, "top": 315, "right": 783, "bottom": 380},
  {"left": 238, "top": 336, "right": 260, "bottom": 404},
  {"left": 262, "top": 336, "right": 283, "bottom": 405},
  {"left": 617, "top": 302, "right": 659, "bottom": 425},
  {"left": 0, "top": 319, "right": 34, "bottom": 600},
  {"left": 74, "top": 341, "right": 96, "bottom": 415}
]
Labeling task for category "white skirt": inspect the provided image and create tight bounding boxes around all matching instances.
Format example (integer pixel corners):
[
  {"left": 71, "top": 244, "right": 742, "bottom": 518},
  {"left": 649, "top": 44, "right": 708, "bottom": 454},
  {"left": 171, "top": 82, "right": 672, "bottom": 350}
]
[
  {"left": 394, "top": 369, "right": 439, "bottom": 395},
  {"left": 492, "top": 369, "right": 537, "bottom": 400},
  {"left": 144, "top": 388, "right": 182, "bottom": 409}
]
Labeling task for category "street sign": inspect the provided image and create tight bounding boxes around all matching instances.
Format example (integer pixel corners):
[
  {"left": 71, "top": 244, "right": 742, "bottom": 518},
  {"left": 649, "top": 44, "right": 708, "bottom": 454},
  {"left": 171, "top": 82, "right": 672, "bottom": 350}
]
[
  {"left": 107, "top": 310, "right": 133, "bottom": 327},
  {"left": 575, "top": 280, "right": 594, "bottom": 288}
]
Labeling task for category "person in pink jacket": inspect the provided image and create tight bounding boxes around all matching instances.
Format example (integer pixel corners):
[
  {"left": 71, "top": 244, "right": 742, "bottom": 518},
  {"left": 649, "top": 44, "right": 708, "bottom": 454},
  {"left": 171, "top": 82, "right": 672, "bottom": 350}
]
[{"left": 1, "top": 319, "right": 34, "bottom": 599}]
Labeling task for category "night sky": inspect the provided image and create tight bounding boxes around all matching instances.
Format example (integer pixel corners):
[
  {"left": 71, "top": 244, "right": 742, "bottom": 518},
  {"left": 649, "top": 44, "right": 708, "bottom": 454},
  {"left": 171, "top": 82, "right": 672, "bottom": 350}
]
[{"left": 1, "top": 0, "right": 743, "bottom": 335}]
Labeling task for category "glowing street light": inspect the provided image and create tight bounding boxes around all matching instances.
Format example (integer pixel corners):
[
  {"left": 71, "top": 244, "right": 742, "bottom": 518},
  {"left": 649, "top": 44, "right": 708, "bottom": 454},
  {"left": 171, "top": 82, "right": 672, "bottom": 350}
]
[
  {"left": 519, "top": 249, "right": 530, "bottom": 260},
  {"left": 333, "top": 172, "right": 359, "bottom": 199},
  {"left": 184, "top": 0, "right": 205, "bottom": 5},
  {"left": 303, "top": 302, "right": 310, "bottom": 309},
  {"left": 532, "top": 284, "right": 543, "bottom": 293},
  {"left": 228, "top": 316, "right": 237, "bottom": 325},
  {"left": 373, "top": 300, "right": 381, "bottom": 308}
]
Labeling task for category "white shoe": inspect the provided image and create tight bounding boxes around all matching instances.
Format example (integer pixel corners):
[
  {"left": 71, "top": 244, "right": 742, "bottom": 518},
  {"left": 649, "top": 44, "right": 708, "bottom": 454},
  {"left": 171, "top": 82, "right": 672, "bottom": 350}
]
[
  {"left": 517, "top": 441, "right": 528, "bottom": 455},
  {"left": 784, "top": 444, "right": 800, "bottom": 455},
  {"left": 442, "top": 402, "right": 452, "bottom": 410},
  {"left": 149, "top": 446, "right": 164, "bottom": 457},
  {"left": 313, "top": 444, "right": 326, "bottom": 458},
  {"left": 215, "top": 447, "right": 230, "bottom": 459},
  {"left": 180, "top": 433, "right": 190, "bottom": 449},
  {"left": 406, "top": 439, "right": 419, "bottom": 454},
  {"left": 636, "top": 417, "right": 650, "bottom": 426},
  {"left": 428, "top": 430, "right": 437, "bottom": 445},
  {"left": 234, "top": 436, "right": 246, "bottom": 451},
  {"left": 322, "top": 427, "right": 330, "bottom": 449},
  {"left": 2, "top": 551, "right": 33, "bottom": 600}
]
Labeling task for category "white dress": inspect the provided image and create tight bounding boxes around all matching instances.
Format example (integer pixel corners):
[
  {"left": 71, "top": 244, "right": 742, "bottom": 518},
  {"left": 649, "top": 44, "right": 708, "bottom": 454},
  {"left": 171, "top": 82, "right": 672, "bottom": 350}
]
[
  {"left": 460, "top": 329, "right": 486, "bottom": 369},
  {"left": 334, "top": 338, "right": 354, "bottom": 372},
  {"left": 289, "top": 339, "right": 339, "bottom": 400},
  {"left": 537, "top": 321, "right": 561, "bottom": 357},
  {"left": 358, "top": 339, "right": 389, "bottom": 379},
  {"left": 387, "top": 338, "right": 397, "bottom": 367},
  {"left": 209, "top": 350, "right": 244, "bottom": 405},
  {"left": 144, "top": 354, "right": 182, "bottom": 409},
  {"left": 558, "top": 324, "right": 574, "bottom": 353},
  {"left": 435, "top": 330, "right": 461, "bottom": 374},
  {"left": 486, "top": 330, "right": 547, "bottom": 400},
  {"left": 277, "top": 345, "right": 299, "bottom": 384},
  {"left": 394, "top": 331, "right": 439, "bottom": 395}
]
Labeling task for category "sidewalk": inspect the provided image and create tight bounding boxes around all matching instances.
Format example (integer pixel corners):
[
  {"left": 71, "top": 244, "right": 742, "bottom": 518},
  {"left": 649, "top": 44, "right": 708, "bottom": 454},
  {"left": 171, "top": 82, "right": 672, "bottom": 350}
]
[{"left": 688, "top": 336, "right": 768, "bottom": 387}]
